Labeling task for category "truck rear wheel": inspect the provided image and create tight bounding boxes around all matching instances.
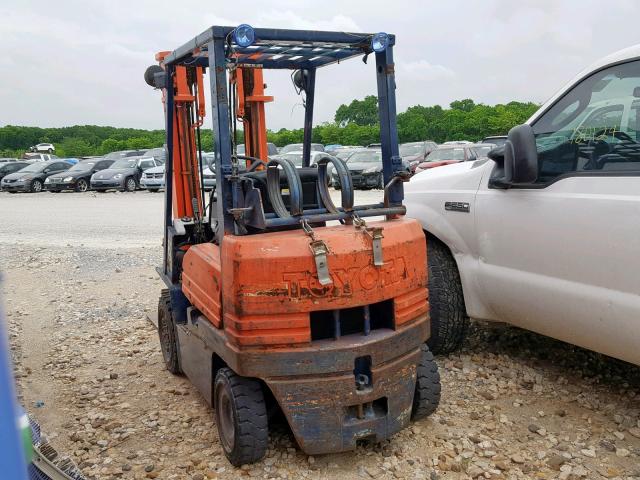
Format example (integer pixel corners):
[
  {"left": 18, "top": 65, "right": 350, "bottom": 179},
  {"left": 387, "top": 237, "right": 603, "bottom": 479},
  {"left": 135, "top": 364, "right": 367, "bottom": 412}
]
[
  {"left": 411, "top": 344, "right": 441, "bottom": 420},
  {"left": 214, "top": 368, "right": 268, "bottom": 466},
  {"left": 426, "top": 235, "right": 469, "bottom": 354},
  {"left": 157, "top": 290, "right": 181, "bottom": 374}
]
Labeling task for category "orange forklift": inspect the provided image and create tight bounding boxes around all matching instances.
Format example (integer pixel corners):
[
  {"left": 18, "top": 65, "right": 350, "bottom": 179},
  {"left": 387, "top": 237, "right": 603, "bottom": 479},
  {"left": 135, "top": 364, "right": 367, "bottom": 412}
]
[{"left": 145, "top": 25, "right": 440, "bottom": 465}]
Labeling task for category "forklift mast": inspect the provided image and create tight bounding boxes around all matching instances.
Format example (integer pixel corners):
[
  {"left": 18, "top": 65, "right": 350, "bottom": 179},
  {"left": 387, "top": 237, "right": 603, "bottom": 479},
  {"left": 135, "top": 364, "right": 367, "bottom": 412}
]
[{"left": 147, "top": 27, "right": 405, "bottom": 256}]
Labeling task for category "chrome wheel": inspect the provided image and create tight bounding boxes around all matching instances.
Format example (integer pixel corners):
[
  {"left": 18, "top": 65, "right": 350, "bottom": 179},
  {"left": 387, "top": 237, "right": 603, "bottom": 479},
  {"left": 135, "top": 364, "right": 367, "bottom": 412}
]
[{"left": 76, "top": 179, "right": 88, "bottom": 192}]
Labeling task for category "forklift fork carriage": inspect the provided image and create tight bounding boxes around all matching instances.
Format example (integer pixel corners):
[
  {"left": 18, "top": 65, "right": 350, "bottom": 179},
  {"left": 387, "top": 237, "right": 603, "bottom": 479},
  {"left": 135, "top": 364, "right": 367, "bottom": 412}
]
[{"left": 148, "top": 24, "right": 440, "bottom": 464}]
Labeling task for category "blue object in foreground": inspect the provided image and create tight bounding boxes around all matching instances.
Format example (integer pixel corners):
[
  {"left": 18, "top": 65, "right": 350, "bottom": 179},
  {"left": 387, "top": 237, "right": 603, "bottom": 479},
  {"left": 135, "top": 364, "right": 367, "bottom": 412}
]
[{"left": 0, "top": 279, "right": 28, "bottom": 479}]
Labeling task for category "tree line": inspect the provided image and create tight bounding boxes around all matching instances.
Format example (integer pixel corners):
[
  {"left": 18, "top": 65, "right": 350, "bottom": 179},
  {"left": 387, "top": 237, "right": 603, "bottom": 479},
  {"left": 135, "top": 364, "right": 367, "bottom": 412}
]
[{"left": 0, "top": 98, "right": 538, "bottom": 158}]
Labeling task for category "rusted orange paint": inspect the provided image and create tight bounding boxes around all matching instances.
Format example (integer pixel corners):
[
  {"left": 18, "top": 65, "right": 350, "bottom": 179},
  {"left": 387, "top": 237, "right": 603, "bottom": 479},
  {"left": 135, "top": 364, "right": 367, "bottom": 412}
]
[
  {"left": 182, "top": 218, "right": 428, "bottom": 348},
  {"left": 182, "top": 243, "right": 222, "bottom": 327},
  {"left": 234, "top": 67, "right": 272, "bottom": 168}
]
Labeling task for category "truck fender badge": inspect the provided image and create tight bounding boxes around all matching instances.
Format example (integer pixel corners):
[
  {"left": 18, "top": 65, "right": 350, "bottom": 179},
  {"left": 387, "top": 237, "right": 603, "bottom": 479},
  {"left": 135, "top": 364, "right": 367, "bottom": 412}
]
[{"left": 444, "top": 201, "right": 470, "bottom": 213}]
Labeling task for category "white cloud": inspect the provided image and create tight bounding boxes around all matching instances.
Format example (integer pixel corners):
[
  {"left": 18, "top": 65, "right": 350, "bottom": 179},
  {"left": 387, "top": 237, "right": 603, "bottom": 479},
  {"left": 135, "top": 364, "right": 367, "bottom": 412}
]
[
  {"left": 0, "top": 0, "right": 638, "bottom": 130},
  {"left": 399, "top": 59, "right": 456, "bottom": 81}
]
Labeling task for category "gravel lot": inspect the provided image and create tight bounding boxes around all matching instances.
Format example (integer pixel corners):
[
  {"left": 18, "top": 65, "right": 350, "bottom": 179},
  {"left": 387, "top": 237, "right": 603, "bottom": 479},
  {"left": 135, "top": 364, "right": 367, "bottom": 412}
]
[{"left": 2, "top": 190, "right": 639, "bottom": 480}]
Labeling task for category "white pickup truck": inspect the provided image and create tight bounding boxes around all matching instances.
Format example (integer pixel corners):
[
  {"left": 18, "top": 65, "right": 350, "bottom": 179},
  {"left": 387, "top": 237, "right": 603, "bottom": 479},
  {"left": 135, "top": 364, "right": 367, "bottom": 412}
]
[{"left": 405, "top": 45, "right": 640, "bottom": 366}]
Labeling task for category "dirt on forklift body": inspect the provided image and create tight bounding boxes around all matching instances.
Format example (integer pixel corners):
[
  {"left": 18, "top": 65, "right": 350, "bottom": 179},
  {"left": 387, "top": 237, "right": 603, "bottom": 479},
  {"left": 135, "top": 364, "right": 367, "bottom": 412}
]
[{"left": 146, "top": 24, "right": 441, "bottom": 466}]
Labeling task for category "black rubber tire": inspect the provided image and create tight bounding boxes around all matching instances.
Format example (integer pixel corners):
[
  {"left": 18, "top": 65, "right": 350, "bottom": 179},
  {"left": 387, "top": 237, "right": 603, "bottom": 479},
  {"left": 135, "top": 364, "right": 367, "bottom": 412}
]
[
  {"left": 214, "top": 368, "right": 268, "bottom": 466},
  {"left": 75, "top": 178, "right": 88, "bottom": 192},
  {"left": 49, "top": 190, "right": 60, "bottom": 193},
  {"left": 426, "top": 235, "right": 469, "bottom": 354},
  {"left": 124, "top": 177, "right": 137, "bottom": 192},
  {"left": 411, "top": 344, "right": 441, "bottom": 420},
  {"left": 378, "top": 173, "right": 385, "bottom": 189},
  {"left": 157, "top": 290, "right": 181, "bottom": 374},
  {"left": 30, "top": 179, "right": 43, "bottom": 193},
  {"left": 47, "top": 148, "right": 53, "bottom": 153}
]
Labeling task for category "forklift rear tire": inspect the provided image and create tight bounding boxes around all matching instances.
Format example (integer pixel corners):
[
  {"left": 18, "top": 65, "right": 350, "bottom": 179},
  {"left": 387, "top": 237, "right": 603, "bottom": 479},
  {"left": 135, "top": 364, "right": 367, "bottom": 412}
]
[
  {"left": 426, "top": 235, "right": 469, "bottom": 354},
  {"left": 411, "top": 344, "right": 441, "bottom": 421},
  {"left": 157, "top": 290, "right": 181, "bottom": 374},
  {"left": 214, "top": 368, "right": 268, "bottom": 466}
]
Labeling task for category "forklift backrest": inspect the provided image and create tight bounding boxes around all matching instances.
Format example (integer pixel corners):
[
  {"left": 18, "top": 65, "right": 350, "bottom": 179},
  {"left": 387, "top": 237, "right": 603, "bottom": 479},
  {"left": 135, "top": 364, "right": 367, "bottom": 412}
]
[{"left": 242, "top": 168, "right": 321, "bottom": 214}]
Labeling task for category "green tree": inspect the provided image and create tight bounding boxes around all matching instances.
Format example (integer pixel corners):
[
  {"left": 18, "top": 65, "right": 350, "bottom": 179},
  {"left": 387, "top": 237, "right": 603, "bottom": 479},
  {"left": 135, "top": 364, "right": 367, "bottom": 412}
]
[
  {"left": 449, "top": 99, "right": 476, "bottom": 112},
  {"left": 334, "top": 95, "right": 379, "bottom": 126},
  {"left": 0, "top": 98, "right": 539, "bottom": 158}
]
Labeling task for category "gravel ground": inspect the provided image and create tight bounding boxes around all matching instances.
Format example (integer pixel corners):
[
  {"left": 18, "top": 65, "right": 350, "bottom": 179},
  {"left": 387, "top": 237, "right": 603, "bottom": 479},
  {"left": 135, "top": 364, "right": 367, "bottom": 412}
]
[{"left": 2, "top": 190, "right": 639, "bottom": 480}]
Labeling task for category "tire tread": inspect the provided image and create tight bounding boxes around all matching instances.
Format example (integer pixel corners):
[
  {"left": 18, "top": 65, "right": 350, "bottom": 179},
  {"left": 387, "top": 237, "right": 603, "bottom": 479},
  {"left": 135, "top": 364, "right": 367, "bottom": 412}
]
[
  {"left": 157, "top": 290, "right": 181, "bottom": 374},
  {"left": 215, "top": 368, "right": 268, "bottom": 466},
  {"left": 411, "top": 344, "right": 441, "bottom": 420},
  {"left": 426, "top": 236, "right": 469, "bottom": 354}
]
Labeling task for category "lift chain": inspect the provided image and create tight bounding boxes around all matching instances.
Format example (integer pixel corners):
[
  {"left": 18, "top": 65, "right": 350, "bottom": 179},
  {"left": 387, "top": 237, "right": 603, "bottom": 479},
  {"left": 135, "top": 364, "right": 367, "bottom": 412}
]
[
  {"left": 352, "top": 213, "right": 384, "bottom": 267},
  {"left": 301, "top": 219, "right": 332, "bottom": 286}
]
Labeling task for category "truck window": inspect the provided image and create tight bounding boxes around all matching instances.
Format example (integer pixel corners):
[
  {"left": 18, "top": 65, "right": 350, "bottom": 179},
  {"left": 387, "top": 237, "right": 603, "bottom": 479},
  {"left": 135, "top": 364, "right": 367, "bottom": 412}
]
[
  {"left": 532, "top": 60, "right": 640, "bottom": 181},
  {"left": 140, "top": 159, "right": 155, "bottom": 170},
  {"left": 629, "top": 100, "right": 640, "bottom": 142}
]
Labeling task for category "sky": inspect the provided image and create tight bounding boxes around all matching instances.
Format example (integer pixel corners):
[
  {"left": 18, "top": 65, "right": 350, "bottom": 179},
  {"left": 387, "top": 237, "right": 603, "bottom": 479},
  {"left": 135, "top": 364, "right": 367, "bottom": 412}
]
[{"left": 0, "top": 0, "right": 638, "bottom": 131}]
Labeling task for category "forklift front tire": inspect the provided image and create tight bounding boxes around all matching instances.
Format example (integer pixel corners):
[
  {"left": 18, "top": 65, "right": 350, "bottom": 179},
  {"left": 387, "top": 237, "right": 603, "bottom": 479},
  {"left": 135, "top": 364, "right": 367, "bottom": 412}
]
[
  {"left": 411, "top": 344, "right": 441, "bottom": 421},
  {"left": 157, "top": 291, "right": 181, "bottom": 374},
  {"left": 214, "top": 368, "right": 268, "bottom": 466}
]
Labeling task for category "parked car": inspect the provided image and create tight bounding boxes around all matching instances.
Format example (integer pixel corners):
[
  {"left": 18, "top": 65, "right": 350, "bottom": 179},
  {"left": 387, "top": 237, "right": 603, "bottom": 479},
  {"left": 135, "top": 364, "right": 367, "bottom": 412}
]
[
  {"left": 332, "top": 148, "right": 384, "bottom": 189},
  {"left": 481, "top": 135, "right": 507, "bottom": 147},
  {"left": 90, "top": 156, "right": 160, "bottom": 192},
  {"left": 140, "top": 164, "right": 165, "bottom": 192},
  {"left": 333, "top": 147, "right": 360, "bottom": 161},
  {"left": 235, "top": 143, "right": 278, "bottom": 156},
  {"left": 202, "top": 165, "right": 216, "bottom": 190},
  {"left": 29, "top": 143, "right": 55, "bottom": 153},
  {"left": 22, "top": 153, "right": 58, "bottom": 162},
  {"left": 272, "top": 150, "right": 336, "bottom": 168},
  {"left": 324, "top": 144, "right": 342, "bottom": 153},
  {"left": 401, "top": 141, "right": 438, "bottom": 173},
  {"left": 1, "top": 160, "right": 70, "bottom": 193},
  {"left": 414, "top": 144, "right": 490, "bottom": 172},
  {"left": 102, "top": 150, "right": 147, "bottom": 161},
  {"left": 0, "top": 158, "right": 19, "bottom": 162},
  {"left": 0, "top": 161, "right": 30, "bottom": 184},
  {"left": 201, "top": 152, "right": 217, "bottom": 190},
  {"left": 404, "top": 44, "right": 640, "bottom": 366},
  {"left": 201, "top": 153, "right": 253, "bottom": 191},
  {"left": 142, "top": 147, "right": 167, "bottom": 164},
  {"left": 44, "top": 158, "right": 114, "bottom": 192},
  {"left": 279, "top": 143, "right": 324, "bottom": 154}
]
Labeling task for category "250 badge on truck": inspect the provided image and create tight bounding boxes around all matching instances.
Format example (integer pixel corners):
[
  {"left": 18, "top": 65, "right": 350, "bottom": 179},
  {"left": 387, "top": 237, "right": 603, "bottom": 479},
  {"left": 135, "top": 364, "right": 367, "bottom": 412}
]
[{"left": 405, "top": 45, "right": 640, "bottom": 366}]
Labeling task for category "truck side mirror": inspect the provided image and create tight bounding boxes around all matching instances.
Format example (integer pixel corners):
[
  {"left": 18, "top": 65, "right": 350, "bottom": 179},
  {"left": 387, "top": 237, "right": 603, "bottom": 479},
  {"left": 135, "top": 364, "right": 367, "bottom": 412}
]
[
  {"left": 504, "top": 124, "right": 538, "bottom": 183},
  {"left": 489, "top": 124, "right": 538, "bottom": 187}
]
